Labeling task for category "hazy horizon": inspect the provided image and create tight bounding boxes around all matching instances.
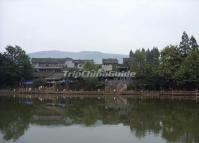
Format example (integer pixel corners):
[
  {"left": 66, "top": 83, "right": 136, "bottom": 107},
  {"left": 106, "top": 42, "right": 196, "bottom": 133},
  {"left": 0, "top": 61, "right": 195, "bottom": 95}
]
[
  {"left": 28, "top": 50, "right": 128, "bottom": 55},
  {"left": 1, "top": 0, "right": 199, "bottom": 54}
]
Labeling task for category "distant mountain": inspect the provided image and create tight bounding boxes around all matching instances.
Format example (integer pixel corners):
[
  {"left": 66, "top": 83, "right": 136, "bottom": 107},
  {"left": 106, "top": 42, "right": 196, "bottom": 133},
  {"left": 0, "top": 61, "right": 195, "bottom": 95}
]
[{"left": 28, "top": 50, "right": 128, "bottom": 64}]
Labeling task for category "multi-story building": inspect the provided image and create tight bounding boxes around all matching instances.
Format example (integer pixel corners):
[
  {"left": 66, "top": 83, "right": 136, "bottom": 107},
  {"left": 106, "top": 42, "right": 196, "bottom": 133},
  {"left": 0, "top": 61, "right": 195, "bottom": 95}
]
[
  {"left": 31, "top": 56, "right": 133, "bottom": 82},
  {"left": 32, "top": 58, "right": 72, "bottom": 72},
  {"left": 101, "top": 58, "right": 118, "bottom": 71},
  {"left": 31, "top": 58, "right": 94, "bottom": 81}
]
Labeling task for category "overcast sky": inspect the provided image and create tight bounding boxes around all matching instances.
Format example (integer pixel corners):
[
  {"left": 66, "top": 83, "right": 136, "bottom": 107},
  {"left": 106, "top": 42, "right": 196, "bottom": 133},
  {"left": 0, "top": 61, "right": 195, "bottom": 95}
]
[{"left": 0, "top": 0, "right": 199, "bottom": 54}]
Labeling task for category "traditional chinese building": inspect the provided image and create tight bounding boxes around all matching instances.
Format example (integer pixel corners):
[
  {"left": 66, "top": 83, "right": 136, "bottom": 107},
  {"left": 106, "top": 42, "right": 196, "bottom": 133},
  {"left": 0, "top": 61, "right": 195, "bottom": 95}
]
[
  {"left": 31, "top": 58, "right": 93, "bottom": 81},
  {"left": 102, "top": 58, "right": 118, "bottom": 71}
]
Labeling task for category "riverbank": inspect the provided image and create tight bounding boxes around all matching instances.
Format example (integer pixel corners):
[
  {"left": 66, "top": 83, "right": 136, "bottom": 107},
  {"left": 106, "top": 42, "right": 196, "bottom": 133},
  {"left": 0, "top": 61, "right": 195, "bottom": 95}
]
[{"left": 0, "top": 89, "right": 198, "bottom": 101}]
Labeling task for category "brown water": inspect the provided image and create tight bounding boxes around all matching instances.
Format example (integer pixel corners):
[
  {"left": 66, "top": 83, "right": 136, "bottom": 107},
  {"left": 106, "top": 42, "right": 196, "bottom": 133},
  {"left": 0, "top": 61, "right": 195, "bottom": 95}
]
[{"left": 0, "top": 96, "right": 199, "bottom": 143}]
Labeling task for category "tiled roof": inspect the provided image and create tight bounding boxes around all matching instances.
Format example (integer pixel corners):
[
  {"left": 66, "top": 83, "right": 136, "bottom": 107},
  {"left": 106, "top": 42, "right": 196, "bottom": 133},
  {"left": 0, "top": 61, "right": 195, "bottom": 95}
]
[
  {"left": 31, "top": 58, "right": 73, "bottom": 64},
  {"left": 73, "top": 59, "right": 94, "bottom": 64},
  {"left": 102, "top": 58, "right": 118, "bottom": 64}
]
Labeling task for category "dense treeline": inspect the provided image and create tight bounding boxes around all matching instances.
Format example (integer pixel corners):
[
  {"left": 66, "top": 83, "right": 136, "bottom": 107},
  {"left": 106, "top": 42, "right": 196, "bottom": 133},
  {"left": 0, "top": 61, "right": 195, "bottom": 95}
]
[
  {"left": 0, "top": 45, "right": 33, "bottom": 88},
  {"left": 129, "top": 32, "right": 199, "bottom": 90}
]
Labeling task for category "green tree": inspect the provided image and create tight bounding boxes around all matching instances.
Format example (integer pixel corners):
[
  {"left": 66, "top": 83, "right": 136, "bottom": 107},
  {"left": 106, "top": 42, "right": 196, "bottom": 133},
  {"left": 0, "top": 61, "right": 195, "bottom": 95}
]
[
  {"left": 128, "top": 32, "right": 198, "bottom": 90},
  {"left": 144, "top": 48, "right": 160, "bottom": 89},
  {"left": 0, "top": 45, "right": 33, "bottom": 87},
  {"left": 83, "top": 60, "right": 97, "bottom": 71},
  {"left": 129, "top": 49, "right": 147, "bottom": 89},
  {"left": 0, "top": 51, "right": 18, "bottom": 86},
  {"left": 189, "top": 35, "right": 198, "bottom": 51},
  {"left": 130, "top": 48, "right": 146, "bottom": 77},
  {"left": 177, "top": 49, "right": 199, "bottom": 88},
  {"left": 129, "top": 50, "right": 133, "bottom": 57},
  {"left": 179, "top": 31, "right": 191, "bottom": 57},
  {"left": 146, "top": 47, "right": 159, "bottom": 66},
  {"left": 159, "top": 45, "right": 182, "bottom": 88}
]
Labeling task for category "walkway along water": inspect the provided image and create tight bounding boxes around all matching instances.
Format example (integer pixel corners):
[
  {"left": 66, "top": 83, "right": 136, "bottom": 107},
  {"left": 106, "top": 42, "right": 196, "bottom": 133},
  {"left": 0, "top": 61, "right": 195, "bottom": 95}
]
[{"left": 0, "top": 89, "right": 198, "bottom": 101}]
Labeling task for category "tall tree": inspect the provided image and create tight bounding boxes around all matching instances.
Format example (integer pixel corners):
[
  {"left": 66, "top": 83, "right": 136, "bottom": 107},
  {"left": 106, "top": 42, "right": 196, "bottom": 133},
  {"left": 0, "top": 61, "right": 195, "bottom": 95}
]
[
  {"left": 129, "top": 48, "right": 146, "bottom": 80},
  {"left": 0, "top": 45, "right": 33, "bottom": 87},
  {"left": 129, "top": 50, "right": 134, "bottom": 57},
  {"left": 189, "top": 35, "right": 198, "bottom": 51},
  {"left": 146, "top": 47, "right": 160, "bottom": 66},
  {"left": 0, "top": 52, "right": 17, "bottom": 86},
  {"left": 4, "top": 45, "right": 33, "bottom": 80},
  {"left": 143, "top": 48, "right": 160, "bottom": 89},
  {"left": 177, "top": 49, "right": 199, "bottom": 89},
  {"left": 179, "top": 32, "right": 191, "bottom": 57},
  {"left": 159, "top": 45, "right": 182, "bottom": 88}
]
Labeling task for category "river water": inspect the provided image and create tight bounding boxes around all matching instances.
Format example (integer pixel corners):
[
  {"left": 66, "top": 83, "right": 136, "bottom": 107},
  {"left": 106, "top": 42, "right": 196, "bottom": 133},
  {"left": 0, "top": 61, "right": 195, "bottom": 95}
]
[{"left": 0, "top": 96, "right": 199, "bottom": 143}]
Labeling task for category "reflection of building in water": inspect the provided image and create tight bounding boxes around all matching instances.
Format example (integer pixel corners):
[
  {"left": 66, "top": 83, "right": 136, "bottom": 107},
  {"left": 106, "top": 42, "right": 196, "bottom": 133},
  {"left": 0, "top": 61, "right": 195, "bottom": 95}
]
[
  {"left": 104, "top": 95, "right": 131, "bottom": 116},
  {"left": 30, "top": 98, "right": 76, "bottom": 125},
  {"left": 31, "top": 106, "right": 70, "bottom": 125},
  {"left": 105, "top": 79, "right": 129, "bottom": 92},
  {"left": 32, "top": 114, "right": 74, "bottom": 125}
]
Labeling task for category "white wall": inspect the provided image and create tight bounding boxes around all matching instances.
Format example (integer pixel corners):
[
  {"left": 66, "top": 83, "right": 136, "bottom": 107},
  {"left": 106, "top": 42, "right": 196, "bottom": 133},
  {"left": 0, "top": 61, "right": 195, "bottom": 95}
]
[
  {"left": 101, "top": 65, "right": 112, "bottom": 71},
  {"left": 65, "top": 60, "right": 75, "bottom": 68}
]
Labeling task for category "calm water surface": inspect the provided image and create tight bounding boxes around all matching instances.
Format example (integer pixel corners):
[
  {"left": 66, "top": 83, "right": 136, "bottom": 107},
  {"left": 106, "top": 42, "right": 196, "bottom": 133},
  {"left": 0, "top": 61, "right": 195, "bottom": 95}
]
[{"left": 0, "top": 96, "right": 199, "bottom": 143}]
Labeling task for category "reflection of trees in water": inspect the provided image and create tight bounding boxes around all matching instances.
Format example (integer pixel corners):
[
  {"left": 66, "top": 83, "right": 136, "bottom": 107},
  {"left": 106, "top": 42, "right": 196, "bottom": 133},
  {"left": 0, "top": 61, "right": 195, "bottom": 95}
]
[
  {"left": 127, "top": 100, "right": 199, "bottom": 143},
  {"left": 0, "top": 101, "right": 33, "bottom": 141},
  {"left": 0, "top": 98, "right": 199, "bottom": 143}
]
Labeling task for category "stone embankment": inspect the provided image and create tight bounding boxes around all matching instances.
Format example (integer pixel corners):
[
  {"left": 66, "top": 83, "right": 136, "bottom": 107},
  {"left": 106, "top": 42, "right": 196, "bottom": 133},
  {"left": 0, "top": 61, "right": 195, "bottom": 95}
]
[{"left": 0, "top": 89, "right": 198, "bottom": 101}]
